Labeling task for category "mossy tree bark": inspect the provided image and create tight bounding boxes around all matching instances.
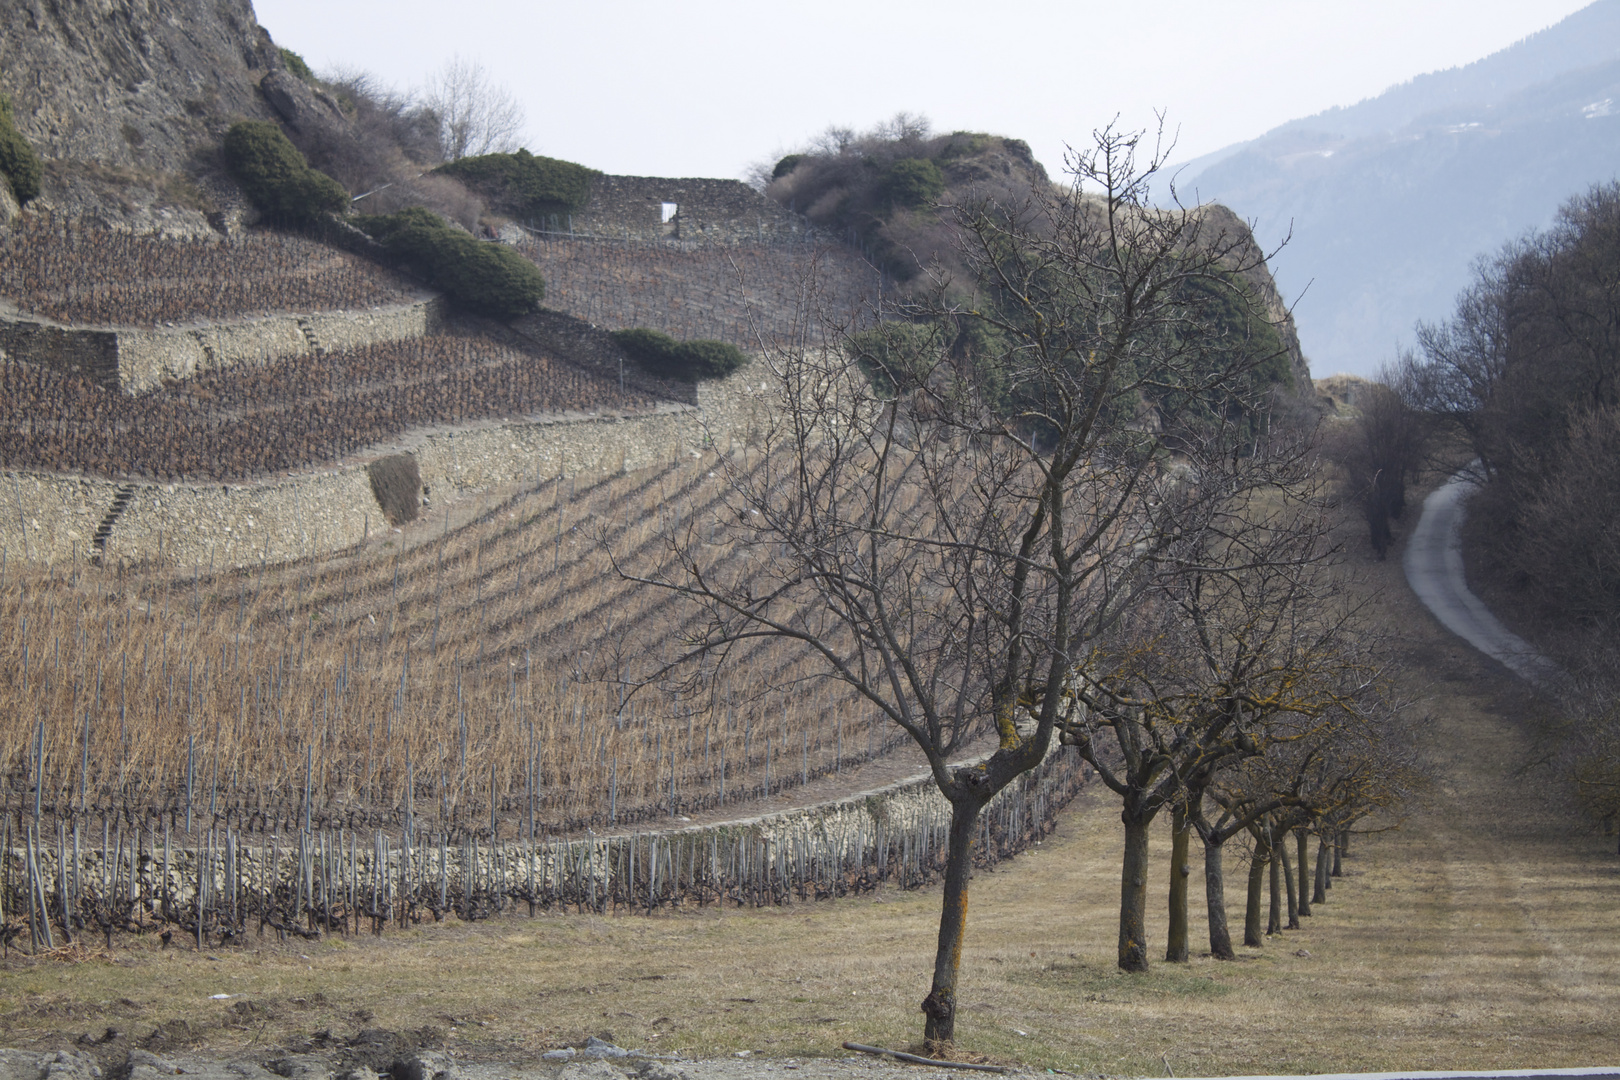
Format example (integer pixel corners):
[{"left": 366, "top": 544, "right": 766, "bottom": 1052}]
[
  {"left": 1280, "top": 828, "right": 1299, "bottom": 929},
  {"left": 1119, "top": 811, "right": 1153, "bottom": 972},
  {"left": 1166, "top": 805, "right": 1191, "bottom": 963},
  {"left": 1203, "top": 832, "right": 1235, "bottom": 960},
  {"left": 1267, "top": 826, "right": 1284, "bottom": 936},
  {"left": 1296, "top": 828, "right": 1313, "bottom": 917},
  {"left": 923, "top": 792, "right": 989, "bottom": 1044},
  {"left": 1314, "top": 835, "right": 1330, "bottom": 904},
  {"left": 1244, "top": 833, "right": 1270, "bottom": 947}
]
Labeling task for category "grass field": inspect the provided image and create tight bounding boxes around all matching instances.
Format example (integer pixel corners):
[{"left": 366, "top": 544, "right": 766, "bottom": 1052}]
[{"left": 4, "top": 487, "right": 1618, "bottom": 1075}]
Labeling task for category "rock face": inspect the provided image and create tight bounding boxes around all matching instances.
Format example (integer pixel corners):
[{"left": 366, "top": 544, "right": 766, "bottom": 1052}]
[
  {"left": 0, "top": 0, "right": 283, "bottom": 227},
  {"left": 258, "top": 70, "right": 347, "bottom": 139}
]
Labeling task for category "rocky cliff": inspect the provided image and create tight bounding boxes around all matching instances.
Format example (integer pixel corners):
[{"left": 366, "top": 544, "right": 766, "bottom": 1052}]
[{"left": 0, "top": 0, "right": 282, "bottom": 232}]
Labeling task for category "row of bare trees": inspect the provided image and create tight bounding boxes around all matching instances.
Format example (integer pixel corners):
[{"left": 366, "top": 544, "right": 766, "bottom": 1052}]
[{"left": 618, "top": 124, "right": 1415, "bottom": 1044}]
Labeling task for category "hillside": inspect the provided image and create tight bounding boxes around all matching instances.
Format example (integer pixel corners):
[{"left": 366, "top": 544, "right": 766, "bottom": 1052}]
[
  {"left": 0, "top": 0, "right": 285, "bottom": 233},
  {"left": 1178, "top": 0, "right": 1620, "bottom": 377}
]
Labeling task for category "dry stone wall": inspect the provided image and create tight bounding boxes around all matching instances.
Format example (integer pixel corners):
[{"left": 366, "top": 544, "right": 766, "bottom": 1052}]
[
  {"left": 0, "top": 363, "right": 784, "bottom": 569},
  {"left": 0, "top": 298, "right": 443, "bottom": 394},
  {"left": 567, "top": 176, "right": 813, "bottom": 244},
  {"left": 0, "top": 317, "right": 118, "bottom": 384}
]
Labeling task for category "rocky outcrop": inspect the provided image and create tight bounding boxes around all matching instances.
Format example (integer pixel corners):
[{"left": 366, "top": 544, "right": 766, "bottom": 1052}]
[
  {"left": 1196, "top": 202, "right": 1314, "bottom": 391},
  {"left": 0, "top": 0, "right": 284, "bottom": 230},
  {"left": 258, "top": 70, "right": 347, "bottom": 138}
]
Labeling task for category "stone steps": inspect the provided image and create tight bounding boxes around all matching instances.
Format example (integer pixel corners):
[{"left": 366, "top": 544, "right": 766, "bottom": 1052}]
[{"left": 90, "top": 482, "right": 137, "bottom": 560}]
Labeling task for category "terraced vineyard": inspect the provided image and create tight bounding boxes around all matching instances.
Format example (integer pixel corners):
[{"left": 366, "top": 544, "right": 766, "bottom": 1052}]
[
  {"left": 518, "top": 236, "right": 884, "bottom": 348},
  {"left": 0, "top": 456, "right": 916, "bottom": 843},
  {"left": 0, "top": 212, "right": 418, "bottom": 326},
  {"left": 0, "top": 322, "right": 662, "bottom": 482}
]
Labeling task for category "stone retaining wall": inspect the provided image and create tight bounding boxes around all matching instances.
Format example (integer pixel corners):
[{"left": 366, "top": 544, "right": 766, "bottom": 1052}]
[
  {"left": 0, "top": 363, "right": 784, "bottom": 568},
  {"left": 0, "top": 297, "right": 443, "bottom": 394},
  {"left": 0, "top": 318, "right": 119, "bottom": 384},
  {"left": 566, "top": 176, "right": 812, "bottom": 245}
]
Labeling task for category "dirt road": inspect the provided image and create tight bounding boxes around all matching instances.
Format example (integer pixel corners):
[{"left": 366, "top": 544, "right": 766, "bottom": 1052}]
[{"left": 1403, "top": 467, "right": 1562, "bottom": 687}]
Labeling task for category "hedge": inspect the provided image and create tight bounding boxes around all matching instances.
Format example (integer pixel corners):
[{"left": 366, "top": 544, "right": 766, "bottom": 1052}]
[
  {"left": 611, "top": 328, "right": 748, "bottom": 381},
  {"left": 437, "top": 149, "right": 599, "bottom": 219},
  {"left": 0, "top": 95, "right": 42, "bottom": 206},
  {"left": 355, "top": 206, "right": 545, "bottom": 319},
  {"left": 223, "top": 120, "right": 348, "bottom": 223}
]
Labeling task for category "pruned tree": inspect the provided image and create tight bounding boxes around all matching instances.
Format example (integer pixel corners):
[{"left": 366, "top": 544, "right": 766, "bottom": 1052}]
[
  {"left": 618, "top": 122, "right": 1308, "bottom": 1044},
  {"left": 421, "top": 55, "right": 526, "bottom": 161},
  {"left": 1058, "top": 463, "right": 1382, "bottom": 969}
]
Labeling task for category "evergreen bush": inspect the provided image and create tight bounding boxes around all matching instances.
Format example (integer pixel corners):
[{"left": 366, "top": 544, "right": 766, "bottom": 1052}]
[
  {"left": 437, "top": 149, "right": 598, "bottom": 219},
  {"left": 0, "top": 95, "right": 43, "bottom": 206},
  {"left": 611, "top": 327, "right": 748, "bottom": 381},
  {"left": 223, "top": 120, "right": 349, "bottom": 222},
  {"left": 355, "top": 207, "right": 545, "bottom": 318},
  {"left": 772, "top": 153, "right": 807, "bottom": 180},
  {"left": 278, "top": 48, "right": 316, "bottom": 84},
  {"left": 880, "top": 158, "right": 945, "bottom": 210}
]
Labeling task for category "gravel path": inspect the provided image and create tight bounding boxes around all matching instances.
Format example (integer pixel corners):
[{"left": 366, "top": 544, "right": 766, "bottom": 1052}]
[{"left": 1402, "top": 467, "right": 1563, "bottom": 688}]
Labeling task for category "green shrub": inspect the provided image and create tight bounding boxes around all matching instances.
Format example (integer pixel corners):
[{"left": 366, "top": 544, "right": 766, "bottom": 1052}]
[
  {"left": 223, "top": 120, "right": 349, "bottom": 222},
  {"left": 0, "top": 95, "right": 42, "bottom": 206},
  {"left": 611, "top": 327, "right": 748, "bottom": 381},
  {"left": 436, "top": 149, "right": 598, "bottom": 218},
  {"left": 278, "top": 48, "right": 316, "bottom": 84},
  {"left": 772, "top": 153, "right": 807, "bottom": 180},
  {"left": 880, "top": 158, "right": 944, "bottom": 210},
  {"left": 354, "top": 207, "right": 545, "bottom": 319}
]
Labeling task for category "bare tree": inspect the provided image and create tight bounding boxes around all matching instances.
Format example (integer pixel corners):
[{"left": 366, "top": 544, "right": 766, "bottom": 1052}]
[
  {"left": 1060, "top": 463, "right": 1382, "bottom": 970},
  {"left": 421, "top": 55, "right": 527, "bottom": 161},
  {"left": 620, "top": 123, "right": 1296, "bottom": 1045},
  {"left": 1323, "top": 359, "right": 1429, "bottom": 559}
]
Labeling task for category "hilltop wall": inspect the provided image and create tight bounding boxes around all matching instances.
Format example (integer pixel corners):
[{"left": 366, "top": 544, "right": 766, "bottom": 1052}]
[
  {"left": 565, "top": 176, "right": 813, "bottom": 244},
  {"left": 0, "top": 364, "right": 781, "bottom": 568}
]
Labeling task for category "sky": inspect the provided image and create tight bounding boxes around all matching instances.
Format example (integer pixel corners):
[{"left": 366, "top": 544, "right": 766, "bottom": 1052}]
[{"left": 251, "top": 1, "right": 1594, "bottom": 181}]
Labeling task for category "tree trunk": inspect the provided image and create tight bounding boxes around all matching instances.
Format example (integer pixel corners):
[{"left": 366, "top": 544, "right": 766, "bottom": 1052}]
[
  {"left": 1313, "top": 836, "right": 1329, "bottom": 904},
  {"left": 1280, "top": 833, "right": 1299, "bottom": 930},
  {"left": 922, "top": 797, "right": 980, "bottom": 1044},
  {"left": 1203, "top": 834, "right": 1234, "bottom": 960},
  {"left": 1295, "top": 829, "right": 1313, "bottom": 917},
  {"left": 1334, "top": 828, "right": 1347, "bottom": 876},
  {"left": 1244, "top": 842, "right": 1268, "bottom": 948},
  {"left": 1118, "top": 812, "right": 1151, "bottom": 972},
  {"left": 1166, "top": 806, "right": 1190, "bottom": 963},
  {"left": 1267, "top": 832, "right": 1283, "bottom": 936}
]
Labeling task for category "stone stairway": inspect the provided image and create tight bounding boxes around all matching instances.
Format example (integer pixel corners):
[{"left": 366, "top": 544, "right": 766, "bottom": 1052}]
[
  {"left": 295, "top": 315, "right": 324, "bottom": 356},
  {"left": 90, "top": 483, "right": 137, "bottom": 560}
]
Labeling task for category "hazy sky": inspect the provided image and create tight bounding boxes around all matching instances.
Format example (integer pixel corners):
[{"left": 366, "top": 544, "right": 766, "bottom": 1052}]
[{"left": 252, "top": 1, "right": 1593, "bottom": 180}]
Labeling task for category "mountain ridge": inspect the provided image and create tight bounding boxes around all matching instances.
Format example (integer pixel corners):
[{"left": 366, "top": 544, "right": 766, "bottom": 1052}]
[{"left": 1177, "top": 0, "right": 1620, "bottom": 377}]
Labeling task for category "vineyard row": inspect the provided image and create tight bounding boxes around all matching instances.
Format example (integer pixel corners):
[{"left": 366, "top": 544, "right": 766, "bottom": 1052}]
[{"left": 1, "top": 753, "right": 1084, "bottom": 954}]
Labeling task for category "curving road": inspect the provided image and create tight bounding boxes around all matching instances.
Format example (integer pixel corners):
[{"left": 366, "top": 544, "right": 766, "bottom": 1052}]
[{"left": 1403, "top": 467, "right": 1563, "bottom": 688}]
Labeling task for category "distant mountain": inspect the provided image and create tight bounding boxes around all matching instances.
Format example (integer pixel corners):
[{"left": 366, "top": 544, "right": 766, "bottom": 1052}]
[{"left": 1177, "top": 1, "right": 1620, "bottom": 377}]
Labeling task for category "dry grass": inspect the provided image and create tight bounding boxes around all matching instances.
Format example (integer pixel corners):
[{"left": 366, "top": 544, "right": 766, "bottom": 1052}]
[
  {"left": 4, "top": 528, "right": 1619, "bottom": 1074},
  {"left": 5, "top": 465, "right": 1618, "bottom": 1073}
]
